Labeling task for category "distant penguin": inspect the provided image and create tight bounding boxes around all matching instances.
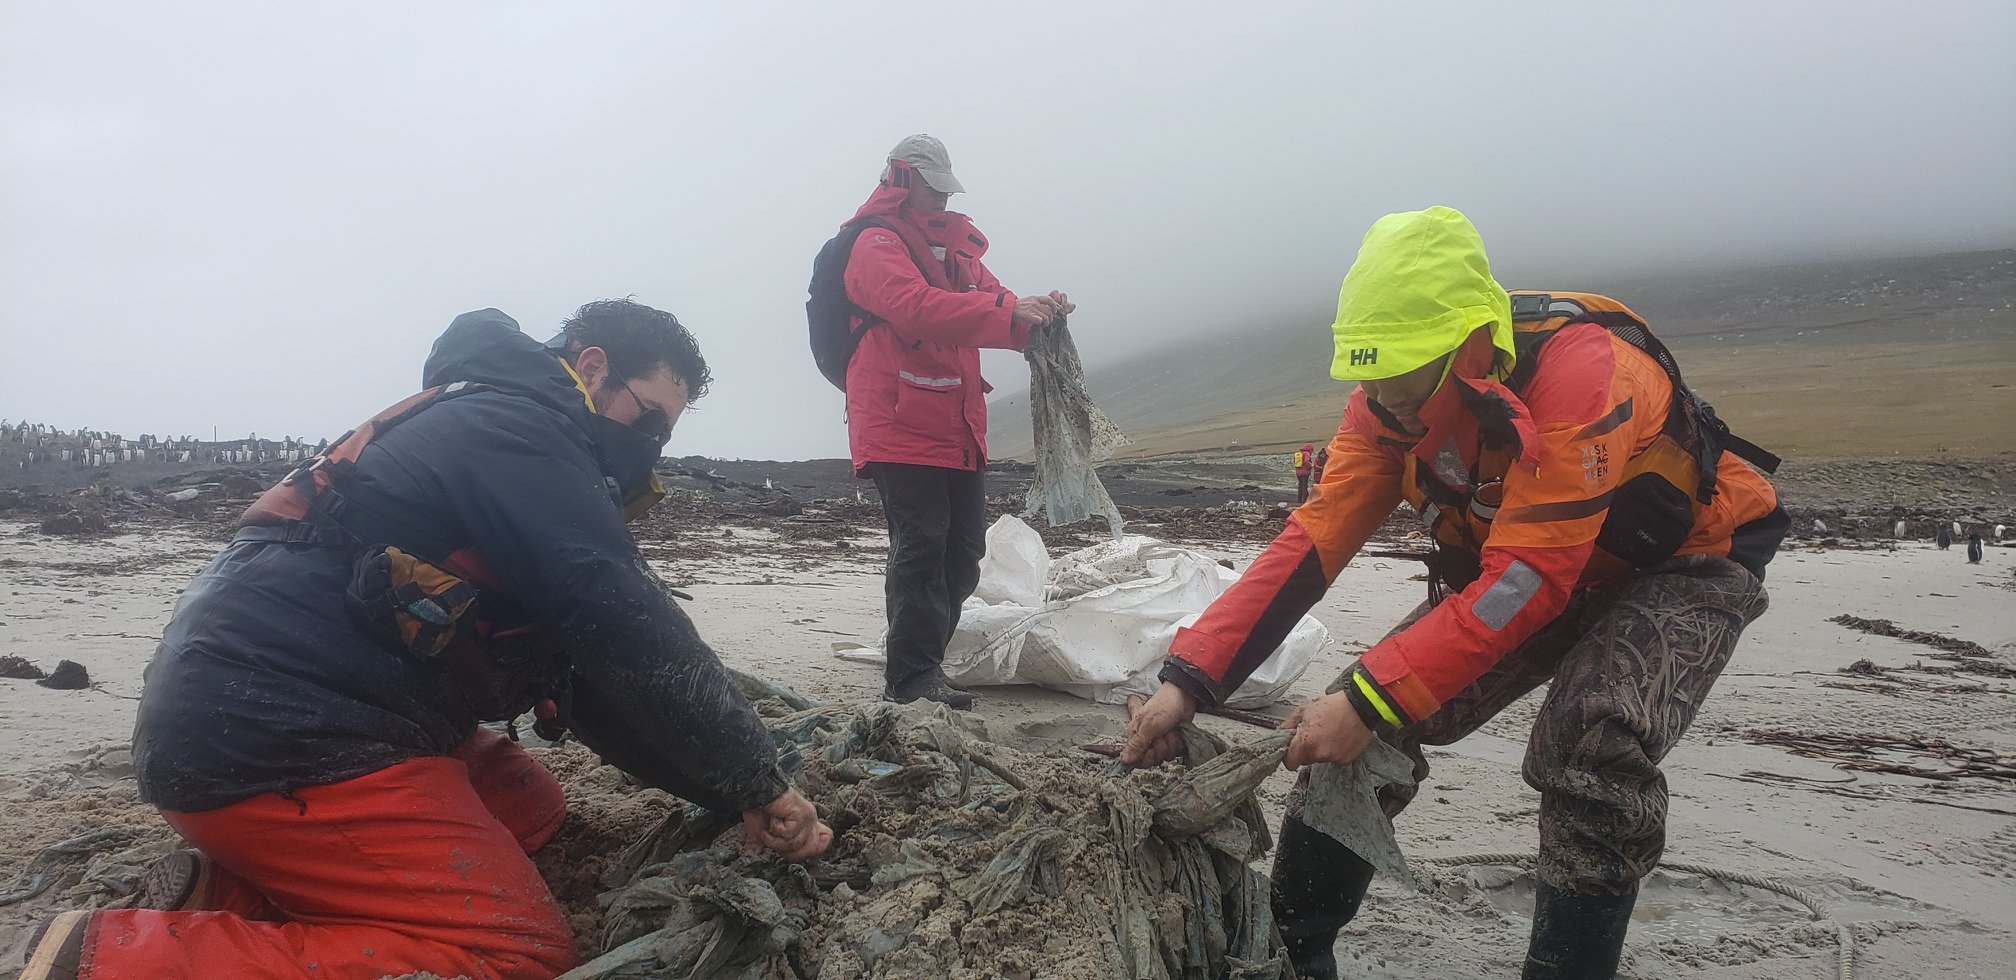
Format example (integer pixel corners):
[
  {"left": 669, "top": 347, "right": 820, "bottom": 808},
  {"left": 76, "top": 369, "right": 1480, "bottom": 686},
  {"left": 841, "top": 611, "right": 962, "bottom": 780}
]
[
  {"left": 1997, "top": 524, "right": 2007, "bottom": 542},
  {"left": 1967, "top": 533, "right": 1984, "bottom": 564},
  {"left": 1813, "top": 519, "right": 1828, "bottom": 535},
  {"left": 1894, "top": 520, "right": 1908, "bottom": 538},
  {"left": 1952, "top": 520, "right": 1963, "bottom": 538},
  {"left": 1936, "top": 524, "right": 1952, "bottom": 550}
]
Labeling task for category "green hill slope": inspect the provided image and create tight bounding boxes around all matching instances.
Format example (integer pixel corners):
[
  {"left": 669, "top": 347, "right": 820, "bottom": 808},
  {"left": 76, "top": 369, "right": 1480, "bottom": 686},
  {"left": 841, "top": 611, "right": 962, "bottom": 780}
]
[{"left": 990, "top": 249, "right": 2016, "bottom": 460}]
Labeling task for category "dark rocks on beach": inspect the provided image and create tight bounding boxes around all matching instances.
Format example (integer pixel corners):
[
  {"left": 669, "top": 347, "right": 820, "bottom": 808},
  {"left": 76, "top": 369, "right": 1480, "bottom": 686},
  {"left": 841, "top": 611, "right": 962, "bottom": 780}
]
[
  {"left": 36, "top": 660, "right": 90, "bottom": 690},
  {"left": 751, "top": 497, "right": 805, "bottom": 518},
  {"left": 219, "top": 475, "right": 266, "bottom": 499},
  {"left": 39, "top": 510, "right": 109, "bottom": 536},
  {"left": 0, "top": 655, "right": 46, "bottom": 679}
]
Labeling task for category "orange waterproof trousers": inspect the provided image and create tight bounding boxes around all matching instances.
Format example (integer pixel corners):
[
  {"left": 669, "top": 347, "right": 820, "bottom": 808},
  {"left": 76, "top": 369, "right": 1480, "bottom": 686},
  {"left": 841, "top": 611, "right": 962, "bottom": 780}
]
[{"left": 74, "top": 729, "right": 579, "bottom": 979}]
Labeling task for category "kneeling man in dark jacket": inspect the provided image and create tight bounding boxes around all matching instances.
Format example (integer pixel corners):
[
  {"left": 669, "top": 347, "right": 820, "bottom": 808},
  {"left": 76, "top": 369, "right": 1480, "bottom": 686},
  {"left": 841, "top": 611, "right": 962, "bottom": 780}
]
[{"left": 19, "top": 300, "right": 829, "bottom": 980}]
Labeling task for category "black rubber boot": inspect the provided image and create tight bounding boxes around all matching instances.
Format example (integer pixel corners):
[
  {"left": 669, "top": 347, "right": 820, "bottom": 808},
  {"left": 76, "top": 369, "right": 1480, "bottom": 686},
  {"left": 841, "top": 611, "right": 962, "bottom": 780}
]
[
  {"left": 1269, "top": 817, "right": 1376, "bottom": 980},
  {"left": 1522, "top": 880, "right": 1638, "bottom": 979},
  {"left": 882, "top": 671, "right": 974, "bottom": 710}
]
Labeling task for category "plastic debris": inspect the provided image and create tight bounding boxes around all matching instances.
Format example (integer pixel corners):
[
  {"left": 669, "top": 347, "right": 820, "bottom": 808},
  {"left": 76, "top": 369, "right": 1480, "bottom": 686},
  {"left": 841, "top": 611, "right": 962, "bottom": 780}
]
[
  {"left": 1297, "top": 739, "right": 1417, "bottom": 886},
  {"left": 563, "top": 694, "right": 1296, "bottom": 979},
  {"left": 1022, "top": 317, "right": 1127, "bottom": 537}
]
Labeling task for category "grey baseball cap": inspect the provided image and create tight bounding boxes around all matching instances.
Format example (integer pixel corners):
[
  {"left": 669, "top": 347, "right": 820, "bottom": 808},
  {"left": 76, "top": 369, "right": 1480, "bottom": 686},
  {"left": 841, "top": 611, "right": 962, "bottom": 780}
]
[{"left": 888, "top": 133, "right": 965, "bottom": 194}]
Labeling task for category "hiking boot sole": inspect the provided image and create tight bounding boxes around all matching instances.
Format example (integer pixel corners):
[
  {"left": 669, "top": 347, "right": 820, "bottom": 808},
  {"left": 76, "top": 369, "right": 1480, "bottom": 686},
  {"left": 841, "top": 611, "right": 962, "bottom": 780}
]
[{"left": 111, "top": 848, "right": 209, "bottom": 912}]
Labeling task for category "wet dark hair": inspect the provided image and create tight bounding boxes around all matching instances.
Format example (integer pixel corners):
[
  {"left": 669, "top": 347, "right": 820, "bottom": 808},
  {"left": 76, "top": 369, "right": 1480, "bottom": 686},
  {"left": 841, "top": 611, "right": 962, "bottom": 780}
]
[{"left": 558, "top": 298, "right": 712, "bottom": 401}]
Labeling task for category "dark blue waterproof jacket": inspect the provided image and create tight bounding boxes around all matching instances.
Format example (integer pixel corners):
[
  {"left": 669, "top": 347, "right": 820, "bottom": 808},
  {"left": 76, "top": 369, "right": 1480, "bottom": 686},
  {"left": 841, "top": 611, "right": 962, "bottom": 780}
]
[{"left": 133, "top": 311, "right": 788, "bottom": 814}]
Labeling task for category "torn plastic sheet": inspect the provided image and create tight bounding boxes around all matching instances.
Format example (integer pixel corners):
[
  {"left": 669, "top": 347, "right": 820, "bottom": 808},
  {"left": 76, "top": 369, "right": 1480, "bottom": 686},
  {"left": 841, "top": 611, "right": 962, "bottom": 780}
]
[
  {"left": 1022, "top": 316, "right": 1127, "bottom": 537},
  {"left": 1297, "top": 739, "right": 1418, "bottom": 887}
]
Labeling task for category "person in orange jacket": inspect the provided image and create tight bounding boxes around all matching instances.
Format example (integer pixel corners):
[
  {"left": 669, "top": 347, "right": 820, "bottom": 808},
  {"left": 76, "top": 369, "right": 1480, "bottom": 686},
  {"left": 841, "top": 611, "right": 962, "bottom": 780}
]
[
  {"left": 1122, "top": 207, "right": 1787, "bottom": 979},
  {"left": 1293, "top": 441, "right": 1316, "bottom": 503}
]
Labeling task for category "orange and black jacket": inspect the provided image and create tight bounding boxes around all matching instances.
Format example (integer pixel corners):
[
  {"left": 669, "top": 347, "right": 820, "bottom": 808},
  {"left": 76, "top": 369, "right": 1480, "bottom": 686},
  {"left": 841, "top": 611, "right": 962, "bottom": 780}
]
[{"left": 1159, "top": 319, "right": 1786, "bottom": 731}]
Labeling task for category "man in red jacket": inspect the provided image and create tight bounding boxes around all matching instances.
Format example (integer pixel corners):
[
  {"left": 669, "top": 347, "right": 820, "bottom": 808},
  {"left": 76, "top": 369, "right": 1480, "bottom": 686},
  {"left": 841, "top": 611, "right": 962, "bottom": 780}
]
[{"left": 840, "top": 135, "right": 1071, "bottom": 708}]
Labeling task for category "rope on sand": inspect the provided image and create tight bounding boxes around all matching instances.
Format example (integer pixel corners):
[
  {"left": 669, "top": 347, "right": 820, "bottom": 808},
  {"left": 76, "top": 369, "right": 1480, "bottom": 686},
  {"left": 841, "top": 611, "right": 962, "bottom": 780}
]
[
  {"left": 0, "top": 826, "right": 147, "bottom": 907},
  {"left": 1423, "top": 852, "right": 1855, "bottom": 980}
]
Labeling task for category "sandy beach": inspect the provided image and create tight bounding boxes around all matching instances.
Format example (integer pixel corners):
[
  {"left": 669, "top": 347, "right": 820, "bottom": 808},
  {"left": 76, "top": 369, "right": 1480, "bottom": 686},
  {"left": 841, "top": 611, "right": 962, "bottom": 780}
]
[{"left": 1, "top": 512, "right": 2010, "bottom": 978}]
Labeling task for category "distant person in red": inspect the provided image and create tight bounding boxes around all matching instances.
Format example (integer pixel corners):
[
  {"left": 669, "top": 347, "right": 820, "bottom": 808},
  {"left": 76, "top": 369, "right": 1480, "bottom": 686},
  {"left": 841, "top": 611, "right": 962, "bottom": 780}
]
[
  {"left": 1294, "top": 442, "right": 1316, "bottom": 503},
  {"left": 833, "top": 135, "right": 1073, "bottom": 709},
  {"left": 1313, "top": 444, "right": 1330, "bottom": 485}
]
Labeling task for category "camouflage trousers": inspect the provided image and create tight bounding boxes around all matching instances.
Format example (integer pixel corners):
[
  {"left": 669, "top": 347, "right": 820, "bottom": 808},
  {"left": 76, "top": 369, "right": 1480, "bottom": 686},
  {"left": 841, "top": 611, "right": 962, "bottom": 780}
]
[{"left": 1287, "top": 554, "right": 1768, "bottom": 895}]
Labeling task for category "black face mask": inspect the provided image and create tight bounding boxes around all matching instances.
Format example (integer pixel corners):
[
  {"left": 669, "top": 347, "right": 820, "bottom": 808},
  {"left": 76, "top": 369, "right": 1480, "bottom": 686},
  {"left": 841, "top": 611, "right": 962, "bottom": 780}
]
[
  {"left": 608, "top": 371, "right": 673, "bottom": 448},
  {"left": 582, "top": 412, "right": 668, "bottom": 521}
]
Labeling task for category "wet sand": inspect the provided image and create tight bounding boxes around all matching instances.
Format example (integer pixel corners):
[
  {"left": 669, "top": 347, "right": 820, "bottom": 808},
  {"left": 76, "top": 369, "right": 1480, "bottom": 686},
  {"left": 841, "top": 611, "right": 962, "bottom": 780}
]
[{"left": 1, "top": 518, "right": 2010, "bottom": 977}]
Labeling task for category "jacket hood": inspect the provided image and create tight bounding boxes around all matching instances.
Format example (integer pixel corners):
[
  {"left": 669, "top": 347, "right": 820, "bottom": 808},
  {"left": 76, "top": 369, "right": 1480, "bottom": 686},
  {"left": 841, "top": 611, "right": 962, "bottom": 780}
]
[
  {"left": 422, "top": 309, "right": 598, "bottom": 423},
  {"left": 848, "top": 160, "right": 985, "bottom": 251},
  {"left": 421, "top": 309, "right": 665, "bottom": 507},
  {"left": 1329, "top": 206, "right": 1515, "bottom": 382}
]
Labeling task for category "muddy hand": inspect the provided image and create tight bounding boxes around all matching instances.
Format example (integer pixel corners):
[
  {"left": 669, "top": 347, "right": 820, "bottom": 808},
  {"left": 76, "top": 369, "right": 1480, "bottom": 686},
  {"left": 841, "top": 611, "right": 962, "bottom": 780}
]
[
  {"left": 1119, "top": 682, "right": 1196, "bottom": 767},
  {"left": 742, "top": 788, "right": 833, "bottom": 861},
  {"left": 1281, "top": 691, "right": 1374, "bottom": 771}
]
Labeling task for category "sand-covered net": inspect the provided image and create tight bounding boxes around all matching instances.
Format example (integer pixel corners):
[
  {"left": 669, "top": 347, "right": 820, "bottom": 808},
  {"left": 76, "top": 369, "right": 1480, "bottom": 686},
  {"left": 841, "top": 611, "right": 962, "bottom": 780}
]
[
  {"left": 1023, "top": 316, "right": 1128, "bottom": 537},
  {"left": 543, "top": 687, "right": 1294, "bottom": 980}
]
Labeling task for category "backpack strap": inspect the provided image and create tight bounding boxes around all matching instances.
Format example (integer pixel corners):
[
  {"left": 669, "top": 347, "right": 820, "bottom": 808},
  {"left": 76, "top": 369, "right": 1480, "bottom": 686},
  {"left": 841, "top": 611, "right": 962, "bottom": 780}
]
[
  {"left": 1505, "top": 328, "right": 1558, "bottom": 394},
  {"left": 1508, "top": 291, "right": 1781, "bottom": 501},
  {"left": 253, "top": 382, "right": 512, "bottom": 563},
  {"left": 1510, "top": 292, "right": 1592, "bottom": 324},
  {"left": 826, "top": 216, "right": 946, "bottom": 336}
]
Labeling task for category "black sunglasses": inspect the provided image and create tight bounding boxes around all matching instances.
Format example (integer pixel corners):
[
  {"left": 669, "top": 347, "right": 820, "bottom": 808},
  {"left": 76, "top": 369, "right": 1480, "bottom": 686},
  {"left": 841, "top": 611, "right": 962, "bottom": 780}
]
[
  {"left": 612, "top": 371, "right": 672, "bottom": 447},
  {"left": 546, "top": 335, "right": 673, "bottom": 447}
]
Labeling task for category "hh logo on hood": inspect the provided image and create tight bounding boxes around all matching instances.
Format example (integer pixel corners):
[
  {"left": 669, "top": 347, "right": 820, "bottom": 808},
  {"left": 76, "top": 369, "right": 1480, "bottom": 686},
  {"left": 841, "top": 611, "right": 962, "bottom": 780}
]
[{"left": 1349, "top": 347, "right": 1378, "bottom": 367}]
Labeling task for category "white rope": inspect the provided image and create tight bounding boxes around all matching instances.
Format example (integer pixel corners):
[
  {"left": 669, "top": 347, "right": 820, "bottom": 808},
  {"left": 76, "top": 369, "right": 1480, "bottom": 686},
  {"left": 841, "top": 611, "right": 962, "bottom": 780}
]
[{"left": 1422, "top": 852, "right": 1854, "bottom": 980}]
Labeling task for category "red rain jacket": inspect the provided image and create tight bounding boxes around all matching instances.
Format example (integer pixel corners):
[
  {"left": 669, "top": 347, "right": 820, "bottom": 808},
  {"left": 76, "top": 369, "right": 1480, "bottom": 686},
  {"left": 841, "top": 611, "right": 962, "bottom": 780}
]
[{"left": 842, "top": 160, "right": 1031, "bottom": 474}]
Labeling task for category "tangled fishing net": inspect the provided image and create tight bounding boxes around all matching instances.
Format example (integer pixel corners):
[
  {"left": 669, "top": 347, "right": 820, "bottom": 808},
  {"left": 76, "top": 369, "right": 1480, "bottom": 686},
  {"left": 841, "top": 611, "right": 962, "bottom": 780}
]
[
  {"left": 1023, "top": 316, "right": 1127, "bottom": 538},
  {"left": 549, "top": 676, "right": 1304, "bottom": 980}
]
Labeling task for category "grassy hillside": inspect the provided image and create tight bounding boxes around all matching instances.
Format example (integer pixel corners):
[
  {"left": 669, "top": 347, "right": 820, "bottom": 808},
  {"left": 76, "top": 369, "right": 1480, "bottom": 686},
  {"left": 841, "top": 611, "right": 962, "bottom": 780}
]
[{"left": 990, "top": 249, "right": 2016, "bottom": 460}]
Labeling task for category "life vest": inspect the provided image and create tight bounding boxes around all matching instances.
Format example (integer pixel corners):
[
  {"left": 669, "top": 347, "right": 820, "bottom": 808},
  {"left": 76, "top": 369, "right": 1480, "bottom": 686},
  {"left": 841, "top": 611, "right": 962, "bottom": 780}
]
[
  {"left": 1400, "top": 291, "right": 1780, "bottom": 590},
  {"left": 239, "top": 379, "right": 665, "bottom": 730}
]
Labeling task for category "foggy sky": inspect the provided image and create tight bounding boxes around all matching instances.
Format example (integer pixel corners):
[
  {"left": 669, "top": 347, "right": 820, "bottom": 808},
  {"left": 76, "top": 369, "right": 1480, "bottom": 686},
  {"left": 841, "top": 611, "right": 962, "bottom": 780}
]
[{"left": 4, "top": 2, "right": 2012, "bottom": 462}]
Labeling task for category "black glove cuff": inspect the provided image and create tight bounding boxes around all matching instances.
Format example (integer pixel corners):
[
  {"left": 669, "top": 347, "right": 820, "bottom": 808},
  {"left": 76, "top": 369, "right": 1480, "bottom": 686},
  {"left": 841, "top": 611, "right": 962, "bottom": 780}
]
[
  {"left": 1158, "top": 658, "right": 1226, "bottom": 708},
  {"left": 1341, "top": 665, "right": 1406, "bottom": 735}
]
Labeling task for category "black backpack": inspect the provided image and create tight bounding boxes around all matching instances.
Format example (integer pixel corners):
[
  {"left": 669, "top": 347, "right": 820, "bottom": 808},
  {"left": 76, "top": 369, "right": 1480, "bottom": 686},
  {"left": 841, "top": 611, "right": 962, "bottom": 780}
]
[{"left": 806, "top": 217, "right": 933, "bottom": 391}]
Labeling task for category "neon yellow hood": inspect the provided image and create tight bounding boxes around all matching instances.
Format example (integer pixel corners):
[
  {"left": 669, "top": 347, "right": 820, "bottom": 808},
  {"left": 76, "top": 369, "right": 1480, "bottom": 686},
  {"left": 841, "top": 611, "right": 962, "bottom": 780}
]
[{"left": 1329, "top": 206, "right": 1515, "bottom": 382}]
